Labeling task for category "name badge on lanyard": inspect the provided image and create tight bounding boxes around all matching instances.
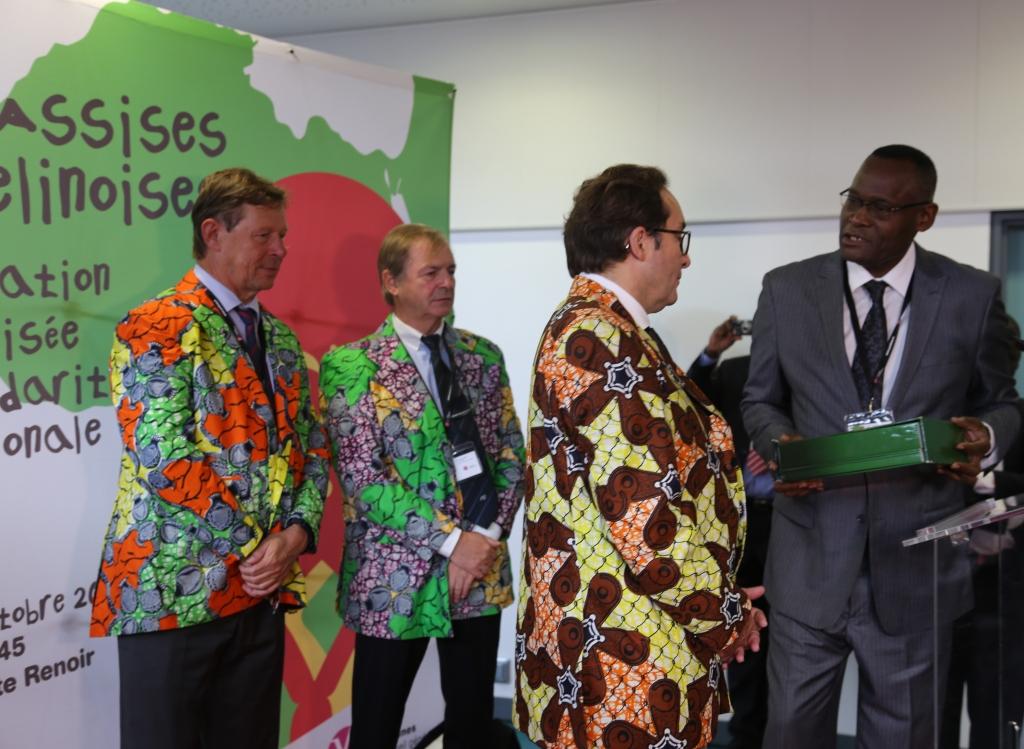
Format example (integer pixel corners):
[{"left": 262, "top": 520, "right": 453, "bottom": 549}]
[
  {"left": 452, "top": 442, "right": 484, "bottom": 481},
  {"left": 844, "top": 408, "right": 895, "bottom": 431}
]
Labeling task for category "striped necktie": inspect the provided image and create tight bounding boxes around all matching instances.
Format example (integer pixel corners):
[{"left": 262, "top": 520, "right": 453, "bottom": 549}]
[{"left": 235, "top": 307, "right": 272, "bottom": 396}]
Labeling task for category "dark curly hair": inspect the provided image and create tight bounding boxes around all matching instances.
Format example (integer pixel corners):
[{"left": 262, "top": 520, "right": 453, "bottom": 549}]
[{"left": 563, "top": 164, "right": 669, "bottom": 276}]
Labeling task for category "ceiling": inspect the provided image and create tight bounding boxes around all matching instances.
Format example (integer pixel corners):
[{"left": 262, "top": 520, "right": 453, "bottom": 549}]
[{"left": 139, "top": 0, "right": 640, "bottom": 38}]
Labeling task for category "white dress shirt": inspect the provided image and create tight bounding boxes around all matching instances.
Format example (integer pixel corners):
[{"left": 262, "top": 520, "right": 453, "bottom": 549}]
[
  {"left": 582, "top": 272, "right": 651, "bottom": 329},
  {"left": 391, "top": 313, "right": 501, "bottom": 556},
  {"left": 843, "top": 246, "right": 996, "bottom": 464},
  {"left": 842, "top": 243, "right": 916, "bottom": 409}
]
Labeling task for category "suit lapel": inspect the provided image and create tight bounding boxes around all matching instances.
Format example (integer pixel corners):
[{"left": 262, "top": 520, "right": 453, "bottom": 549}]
[
  {"left": 575, "top": 276, "right": 712, "bottom": 409},
  {"left": 181, "top": 273, "right": 244, "bottom": 370},
  {"left": 448, "top": 324, "right": 490, "bottom": 412},
  {"left": 887, "top": 246, "right": 945, "bottom": 411},
  {"left": 447, "top": 326, "right": 472, "bottom": 404},
  {"left": 183, "top": 271, "right": 276, "bottom": 432},
  {"left": 262, "top": 311, "right": 300, "bottom": 438},
  {"left": 373, "top": 316, "right": 436, "bottom": 423},
  {"left": 816, "top": 254, "right": 862, "bottom": 412}
]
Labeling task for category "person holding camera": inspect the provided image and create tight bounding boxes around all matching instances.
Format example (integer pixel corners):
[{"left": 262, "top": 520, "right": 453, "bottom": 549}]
[{"left": 689, "top": 317, "right": 773, "bottom": 749}]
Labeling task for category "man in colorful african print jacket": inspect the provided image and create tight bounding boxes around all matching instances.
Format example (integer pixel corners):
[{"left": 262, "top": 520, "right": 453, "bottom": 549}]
[
  {"left": 516, "top": 165, "right": 764, "bottom": 749},
  {"left": 320, "top": 224, "right": 525, "bottom": 749},
  {"left": 90, "top": 169, "right": 328, "bottom": 749}
]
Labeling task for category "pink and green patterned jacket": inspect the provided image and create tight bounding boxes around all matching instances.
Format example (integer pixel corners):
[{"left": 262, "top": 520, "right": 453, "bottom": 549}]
[{"left": 320, "top": 315, "right": 525, "bottom": 639}]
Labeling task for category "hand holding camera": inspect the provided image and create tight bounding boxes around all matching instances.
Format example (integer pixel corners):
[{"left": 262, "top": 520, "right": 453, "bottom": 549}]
[{"left": 705, "top": 315, "right": 753, "bottom": 359}]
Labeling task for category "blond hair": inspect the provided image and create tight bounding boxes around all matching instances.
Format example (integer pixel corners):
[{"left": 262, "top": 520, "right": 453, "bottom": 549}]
[{"left": 378, "top": 223, "right": 450, "bottom": 305}]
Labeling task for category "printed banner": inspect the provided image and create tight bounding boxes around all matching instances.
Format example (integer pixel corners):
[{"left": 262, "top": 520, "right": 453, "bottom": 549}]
[{"left": 0, "top": 1, "right": 454, "bottom": 746}]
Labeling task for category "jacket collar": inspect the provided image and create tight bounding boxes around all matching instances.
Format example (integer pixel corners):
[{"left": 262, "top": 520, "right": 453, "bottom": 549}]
[
  {"left": 568, "top": 275, "right": 712, "bottom": 407},
  {"left": 176, "top": 269, "right": 290, "bottom": 420},
  {"left": 369, "top": 314, "right": 438, "bottom": 423},
  {"left": 814, "top": 245, "right": 945, "bottom": 413},
  {"left": 886, "top": 245, "right": 945, "bottom": 411},
  {"left": 580, "top": 272, "right": 650, "bottom": 329}
]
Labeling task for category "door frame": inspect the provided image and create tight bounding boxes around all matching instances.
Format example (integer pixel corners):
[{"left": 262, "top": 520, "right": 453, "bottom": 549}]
[{"left": 990, "top": 210, "right": 1024, "bottom": 280}]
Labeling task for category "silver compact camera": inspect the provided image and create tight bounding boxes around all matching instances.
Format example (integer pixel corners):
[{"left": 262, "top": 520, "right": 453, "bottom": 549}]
[{"left": 731, "top": 319, "right": 753, "bottom": 336}]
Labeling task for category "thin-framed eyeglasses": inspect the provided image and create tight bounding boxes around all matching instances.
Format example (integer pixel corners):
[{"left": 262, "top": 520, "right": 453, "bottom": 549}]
[
  {"left": 652, "top": 228, "right": 691, "bottom": 256},
  {"left": 839, "top": 189, "right": 932, "bottom": 221}
]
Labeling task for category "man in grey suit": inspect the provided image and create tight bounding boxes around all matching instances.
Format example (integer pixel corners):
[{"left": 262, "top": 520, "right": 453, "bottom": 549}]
[{"left": 742, "top": 144, "right": 1019, "bottom": 748}]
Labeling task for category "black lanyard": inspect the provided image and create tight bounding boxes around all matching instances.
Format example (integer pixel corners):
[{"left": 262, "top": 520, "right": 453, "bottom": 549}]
[{"left": 841, "top": 260, "right": 913, "bottom": 409}]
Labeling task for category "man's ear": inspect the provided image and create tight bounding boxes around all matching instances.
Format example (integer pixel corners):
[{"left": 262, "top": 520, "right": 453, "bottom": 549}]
[
  {"left": 916, "top": 203, "right": 938, "bottom": 233},
  {"left": 381, "top": 269, "right": 400, "bottom": 299},
  {"left": 200, "top": 217, "right": 223, "bottom": 254},
  {"left": 625, "top": 226, "right": 648, "bottom": 259}
]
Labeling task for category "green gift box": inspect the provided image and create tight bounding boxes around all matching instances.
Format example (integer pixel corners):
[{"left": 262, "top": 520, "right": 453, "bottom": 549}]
[{"left": 774, "top": 418, "right": 964, "bottom": 482}]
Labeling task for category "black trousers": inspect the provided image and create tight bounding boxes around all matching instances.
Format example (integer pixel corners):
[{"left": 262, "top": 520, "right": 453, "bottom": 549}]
[
  {"left": 727, "top": 501, "right": 772, "bottom": 749},
  {"left": 117, "top": 602, "right": 285, "bottom": 749},
  {"left": 350, "top": 614, "right": 501, "bottom": 749},
  {"left": 940, "top": 596, "right": 1024, "bottom": 748}
]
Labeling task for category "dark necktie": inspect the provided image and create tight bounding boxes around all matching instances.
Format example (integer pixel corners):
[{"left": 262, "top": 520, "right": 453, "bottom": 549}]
[
  {"left": 235, "top": 307, "right": 273, "bottom": 396},
  {"left": 645, "top": 326, "right": 679, "bottom": 369},
  {"left": 422, "top": 333, "right": 453, "bottom": 414},
  {"left": 421, "top": 332, "right": 498, "bottom": 527},
  {"left": 852, "top": 280, "right": 888, "bottom": 409},
  {"left": 647, "top": 325, "right": 721, "bottom": 474}
]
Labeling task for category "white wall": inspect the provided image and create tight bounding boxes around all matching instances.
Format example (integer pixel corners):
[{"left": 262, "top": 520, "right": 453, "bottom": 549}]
[{"left": 290, "top": 0, "right": 1024, "bottom": 230}]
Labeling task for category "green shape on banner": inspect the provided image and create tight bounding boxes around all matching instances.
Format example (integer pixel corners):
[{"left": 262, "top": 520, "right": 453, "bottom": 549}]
[
  {"left": 302, "top": 570, "right": 343, "bottom": 655},
  {"left": 0, "top": 1, "right": 453, "bottom": 414},
  {"left": 279, "top": 686, "right": 298, "bottom": 748}
]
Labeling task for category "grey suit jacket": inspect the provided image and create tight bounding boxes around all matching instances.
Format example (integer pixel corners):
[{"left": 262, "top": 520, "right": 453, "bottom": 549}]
[{"left": 741, "top": 246, "right": 1019, "bottom": 635}]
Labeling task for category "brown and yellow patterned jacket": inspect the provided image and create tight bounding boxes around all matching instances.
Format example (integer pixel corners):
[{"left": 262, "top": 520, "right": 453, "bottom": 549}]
[{"left": 516, "top": 276, "right": 748, "bottom": 748}]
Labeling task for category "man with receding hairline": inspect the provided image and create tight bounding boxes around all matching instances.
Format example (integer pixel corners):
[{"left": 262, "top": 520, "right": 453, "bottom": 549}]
[
  {"left": 743, "top": 145, "right": 1019, "bottom": 748},
  {"left": 320, "top": 223, "right": 525, "bottom": 748}
]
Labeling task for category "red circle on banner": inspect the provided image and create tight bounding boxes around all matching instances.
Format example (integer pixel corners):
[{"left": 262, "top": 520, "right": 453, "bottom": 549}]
[
  {"left": 265, "top": 171, "right": 399, "bottom": 361},
  {"left": 263, "top": 172, "right": 401, "bottom": 740}
]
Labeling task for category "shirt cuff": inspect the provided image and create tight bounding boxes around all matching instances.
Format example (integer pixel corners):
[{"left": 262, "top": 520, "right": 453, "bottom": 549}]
[
  {"left": 980, "top": 421, "right": 999, "bottom": 470},
  {"left": 438, "top": 528, "right": 462, "bottom": 558},
  {"left": 283, "top": 519, "right": 316, "bottom": 554},
  {"left": 974, "top": 470, "right": 996, "bottom": 496},
  {"left": 438, "top": 522, "right": 502, "bottom": 559},
  {"left": 475, "top": 522, "right": 502, "bottom": 540},
  {"left": 698, "top": 351, "right": 718, "bottom": 367}
]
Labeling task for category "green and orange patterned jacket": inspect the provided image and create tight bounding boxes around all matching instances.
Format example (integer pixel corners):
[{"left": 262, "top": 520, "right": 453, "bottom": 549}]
[
  {"left": 320, "top": 316, "right": 525, "bottom": 640},
  {"left": 516, "top": 276, "right": 749, "bottom": 749},
  {"left": 90, "top": 270, "right": 329, "bottom": 636}
]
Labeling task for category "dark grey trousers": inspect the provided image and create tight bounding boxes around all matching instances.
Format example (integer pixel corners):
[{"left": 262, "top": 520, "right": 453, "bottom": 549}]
[{"left": 763, "top": 572, "right": 952, "bottom": 749}]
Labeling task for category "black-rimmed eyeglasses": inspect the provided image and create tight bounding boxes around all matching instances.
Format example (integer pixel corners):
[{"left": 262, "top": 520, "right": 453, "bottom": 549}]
[
  {"left": 652, "top": 228, "right": 691, "bottom": 256},
  {"left": 840, "top": 189, "right": 932, "bottom": 221}
]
